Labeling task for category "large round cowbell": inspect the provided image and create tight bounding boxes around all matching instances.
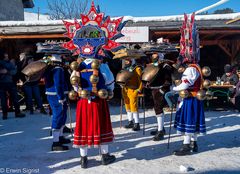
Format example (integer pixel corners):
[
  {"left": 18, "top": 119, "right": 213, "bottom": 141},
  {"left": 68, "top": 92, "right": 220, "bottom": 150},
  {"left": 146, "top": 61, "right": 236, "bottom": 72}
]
[
  {"left": 142, "top": 64, "right": 159, "bottom": 83},
  {"left": 196, "top": 90, "right": 207, "bottom": 100},
  {"left": 116, "top": 70, "right": 133, "bottom": 86},
  {"left": 202, "top": 66, "right": 211, "bottom": 77},
  {"left": 179, "top": 90, "right": 189, "bottom": 98}
]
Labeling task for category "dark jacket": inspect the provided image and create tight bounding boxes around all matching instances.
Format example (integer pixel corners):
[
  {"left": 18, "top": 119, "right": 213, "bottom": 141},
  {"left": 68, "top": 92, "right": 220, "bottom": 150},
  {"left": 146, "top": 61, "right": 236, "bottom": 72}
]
[
  {"left": 220, "top": 73, "right": 239, "bottom": 85},
  {"left": 0, "top": 60, "right": 17, "bottom": 83}
]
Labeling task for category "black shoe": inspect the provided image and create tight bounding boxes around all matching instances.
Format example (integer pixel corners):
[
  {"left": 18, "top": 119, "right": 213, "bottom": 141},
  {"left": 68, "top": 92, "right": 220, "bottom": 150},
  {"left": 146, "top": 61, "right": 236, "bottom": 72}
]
[
  {"left": 150, "top": 127, "right": 166, "bottom": 135},
  {"left": 63, "top": 126, "right": 73, "bottom": 133},
  {"left": 173, "top": 144, "right": 192, "bottom": 156},
  {"left": 132, "top": 123, "right": 140, "bottom": 131},
  {"left": 152, "top": 130, "right": 165, "bottom": 141},
  {"left": 51, "top": 142, "right": 69, "bottom": 151},
  {"left": 101, "top": 153, "right": 116, "bottom": 165},
  {"left": 2, "top": 113, "right": 7, "bottom": 120},
  {"left": 190, "top": 141, "right": 198, "bottom": 152},
  {"left": 80, "top": 156, "right": 88, "bottom": 168},
  {"left": 124, "top": 120, "right": 134, "bottom": 129},
  {"left": 59, "top": 136, "right": 71, "bottom": 144},
  {"left": 15, "top": 112, "right": 26, "bottom": 118}
]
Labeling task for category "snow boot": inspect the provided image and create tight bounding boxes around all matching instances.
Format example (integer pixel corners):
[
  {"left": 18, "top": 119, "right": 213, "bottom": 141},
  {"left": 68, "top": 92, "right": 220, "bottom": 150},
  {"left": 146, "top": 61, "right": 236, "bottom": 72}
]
[
  {"left": 59, "top": 136, "right": 71, "bottom": 144},
  {"left": 124, "top": 120, "right": 134, "bottom": 129},
  {"left": 152, "top": 130, "right": 165, "bottom": 141},
  {"left": 51, "top": 142, "right": 69, "bottom": 151},
  {"left": 132, "top": 123, "right": 140, "bottom": 131},
  {"left": 150, "top": 127, "right": 166, "bottom": 135},
  {"left": 101, "top": 153, "right": 116, "bottom": 165},
  {"left": 63, "top": 126, "right": 73, "bottom": 134},
  {"left": 190, "top": 141, "right": 198, "bottom": 152},
  {"left": 80, "top": 156, "right": 88, "bottom": 169},
  {"left": 173, "top": 144, "right": 192, "bottom": 156}
]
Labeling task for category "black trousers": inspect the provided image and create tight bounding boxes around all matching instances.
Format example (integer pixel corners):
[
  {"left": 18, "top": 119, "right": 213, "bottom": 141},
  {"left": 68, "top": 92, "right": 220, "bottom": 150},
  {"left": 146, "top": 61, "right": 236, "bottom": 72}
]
[
  {"left": 152, "top": 89, "right": 165, "bottom": 115},
  {"left": 0, "top": 82, "right": 20, "bottom": 114}
]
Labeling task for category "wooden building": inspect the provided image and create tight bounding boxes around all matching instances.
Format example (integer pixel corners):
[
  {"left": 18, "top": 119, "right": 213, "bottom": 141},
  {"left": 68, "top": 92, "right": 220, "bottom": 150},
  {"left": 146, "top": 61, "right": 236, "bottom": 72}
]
[{"left": 0, "top": 12, "right": 239, "bottom": 77}]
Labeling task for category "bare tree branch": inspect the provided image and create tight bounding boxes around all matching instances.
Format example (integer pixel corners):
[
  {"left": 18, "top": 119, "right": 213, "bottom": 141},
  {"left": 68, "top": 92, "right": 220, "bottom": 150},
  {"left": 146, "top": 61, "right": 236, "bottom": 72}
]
[{"left": 47, "top": 0, "right": 89, "bottom": 20}]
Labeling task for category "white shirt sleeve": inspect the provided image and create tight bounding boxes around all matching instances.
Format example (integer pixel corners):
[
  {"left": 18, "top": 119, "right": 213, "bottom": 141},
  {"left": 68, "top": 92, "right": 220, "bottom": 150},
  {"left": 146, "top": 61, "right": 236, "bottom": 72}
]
[
  {"left": 173, "top": 67, "right": 200, "bottom": 91},
  {"left": 100, "top": 63, "right": 115, "bottom": 91}
]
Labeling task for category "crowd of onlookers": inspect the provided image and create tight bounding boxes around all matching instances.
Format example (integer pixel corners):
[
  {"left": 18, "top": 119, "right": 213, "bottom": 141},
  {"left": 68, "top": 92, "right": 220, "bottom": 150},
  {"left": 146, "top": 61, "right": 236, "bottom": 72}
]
[
  {"left": 0, "top": 49, "right": 47, "bottom": 120},
  {"left": 1, "top": 47, "right": 240, "bottom": 120}
]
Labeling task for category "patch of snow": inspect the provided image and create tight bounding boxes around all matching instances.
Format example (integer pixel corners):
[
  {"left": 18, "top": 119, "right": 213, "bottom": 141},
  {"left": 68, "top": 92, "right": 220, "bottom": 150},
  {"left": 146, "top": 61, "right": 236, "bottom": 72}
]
[{"left": 24, "top": 12, "right": 50, "bottom": 21}]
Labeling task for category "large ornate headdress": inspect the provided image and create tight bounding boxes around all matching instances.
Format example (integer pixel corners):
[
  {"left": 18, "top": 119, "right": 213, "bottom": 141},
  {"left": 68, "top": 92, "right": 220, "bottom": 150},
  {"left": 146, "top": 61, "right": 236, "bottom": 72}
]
[
  {"left": 62, "top": 1, "right": 126, "bottom": 59},
  {"left": 179, "top": 13, "right": 200, "bottom": 64}
]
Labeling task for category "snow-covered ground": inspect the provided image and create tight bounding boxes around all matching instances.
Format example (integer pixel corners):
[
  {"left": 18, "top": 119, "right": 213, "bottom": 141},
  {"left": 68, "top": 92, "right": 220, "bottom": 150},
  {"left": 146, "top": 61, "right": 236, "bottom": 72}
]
[{"left": 0, "top": 106, "right": 240, "bottom": 174}]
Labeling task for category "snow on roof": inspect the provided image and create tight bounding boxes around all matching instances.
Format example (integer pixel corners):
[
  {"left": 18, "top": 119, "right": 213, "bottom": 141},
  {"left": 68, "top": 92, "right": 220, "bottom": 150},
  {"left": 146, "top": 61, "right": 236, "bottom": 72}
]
[
  {"left": 24, "top": 12, "right": 50, "bottom": 21},
  {"left": 0, "top": 12, "right": 239, "bottom": 27}
]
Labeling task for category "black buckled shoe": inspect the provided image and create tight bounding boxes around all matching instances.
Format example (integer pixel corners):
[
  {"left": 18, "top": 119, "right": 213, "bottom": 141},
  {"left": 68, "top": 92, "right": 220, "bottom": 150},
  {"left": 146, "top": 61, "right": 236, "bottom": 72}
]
[
  {"left": 51, "top": 142, "right": 69, "bottom": 151},
  {"left": 173, "top": 144, "right": 192, "bottom": 156},
  {"left": 80, "top": 156, "right": 88, "bottom": 169},
  {"left": 101, "top": 153, "right": 116, "bottom": 165},
  {"left": 190, "top": 141, "right": 198, "bottom": 152},
  {"left": 59, "top": 136, "right": 71, "bottom": 144},
  {"left": 132, "top": 123, "right": 140, "bottom": 131},
  {"left": 63, "top": 126, "right": 73, "bottom": 134},
  {"left": 124, "top": 120, "right": 134, "bottom": 129},
  {"left": 150, "top": 127, "right": 166, "bottom": 135},
  {"left": 152, "top": 130, "right": 165, "bottom": 141}
]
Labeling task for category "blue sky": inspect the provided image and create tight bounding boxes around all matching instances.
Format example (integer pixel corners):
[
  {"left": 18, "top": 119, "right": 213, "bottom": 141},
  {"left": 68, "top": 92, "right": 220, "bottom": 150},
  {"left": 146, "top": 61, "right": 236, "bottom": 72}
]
[{"left": 26, "top": 0, "right": 240, "bottom": 16}]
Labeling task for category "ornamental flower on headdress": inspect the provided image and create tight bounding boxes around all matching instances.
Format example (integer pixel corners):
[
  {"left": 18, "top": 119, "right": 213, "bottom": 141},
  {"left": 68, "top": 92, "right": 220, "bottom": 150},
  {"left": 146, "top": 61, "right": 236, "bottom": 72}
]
[
  {"left": 62, "top": 1, "right": 126, "bottom": 59},
  {"left": 179, "top": 13, "right": 200, "bottom": 64}
]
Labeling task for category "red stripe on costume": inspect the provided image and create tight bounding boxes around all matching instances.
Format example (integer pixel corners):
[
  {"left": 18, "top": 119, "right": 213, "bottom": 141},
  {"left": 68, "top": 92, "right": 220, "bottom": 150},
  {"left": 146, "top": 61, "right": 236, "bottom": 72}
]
[{"left": 183, "top": 79, "right": 190, "bottom": 84}]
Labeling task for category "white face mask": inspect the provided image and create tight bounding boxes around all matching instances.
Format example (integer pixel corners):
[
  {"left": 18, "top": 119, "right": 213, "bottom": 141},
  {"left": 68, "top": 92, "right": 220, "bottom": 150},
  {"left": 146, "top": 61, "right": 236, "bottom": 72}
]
[{"left": 19, "top": 53, "right": 25, "bottom": 61}]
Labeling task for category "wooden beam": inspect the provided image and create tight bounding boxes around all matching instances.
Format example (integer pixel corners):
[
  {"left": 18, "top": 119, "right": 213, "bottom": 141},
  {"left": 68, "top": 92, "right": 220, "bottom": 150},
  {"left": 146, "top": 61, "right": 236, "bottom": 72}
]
[
  {"left": 218, "top": 42, "right": 232, "bottom": 58},
  {"left": 154, "top": 30, "right": 240, "bottom": 36},
  {"left": 0, "top": 33, "right": 65, "bottom": 39}
]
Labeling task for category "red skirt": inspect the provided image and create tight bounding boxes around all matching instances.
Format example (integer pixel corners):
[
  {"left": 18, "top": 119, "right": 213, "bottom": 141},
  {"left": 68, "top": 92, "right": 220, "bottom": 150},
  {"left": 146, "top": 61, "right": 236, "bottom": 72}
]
[{"left": 73, "top": 98, "right": 114, "bottom": 148}]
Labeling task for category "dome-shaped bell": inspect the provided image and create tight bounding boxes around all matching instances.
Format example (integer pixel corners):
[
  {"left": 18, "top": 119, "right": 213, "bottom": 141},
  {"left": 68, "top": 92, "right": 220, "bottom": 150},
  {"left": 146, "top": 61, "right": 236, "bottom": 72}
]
[
  {"left": 196, "top": 90, "right": 206, "bottom": 100},
  {"left": 107, "top": 90, "right": 114, "bottom": 99},
  {"left": 70, "top": 76, "right": 80, "bottom": 85},
  {"left": 70, "top": 61, "right": 79, "bottom": 71},
  {"left": 206, "top": 90, "right": 213, "bottom": 100},
  {"left": 91, "top": 59, "right": 100, "bottom": 69},
  {"left": 90, "top": 75, "right": 99, "bottom": 84},
  {"left": 175, "top": 80, "right": 182, "bottom": 86},
  {"left": 78, "top": 89, "right": 90, "bottom": 99},
  {"left": 68, "top": 90, "right": 78, "bottom": 100},
  {"left": 98, "top": 89, "right": 108, "bottom": 99},
  {"left": 202, "top": 66, "right": 211, "bottom": 77},
  {"left": 179, "top": 90, "right": 189, "bottom": 98},
  {"left": 203, "top": 79, "right": 211, "bottom": 89}
]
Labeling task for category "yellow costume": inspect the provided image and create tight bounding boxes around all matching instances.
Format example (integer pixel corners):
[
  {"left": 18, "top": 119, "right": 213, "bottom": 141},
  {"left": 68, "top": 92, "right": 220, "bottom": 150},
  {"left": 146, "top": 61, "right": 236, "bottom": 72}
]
[{"left": 122, "top": 66, "right": 143, "bottom": 112}]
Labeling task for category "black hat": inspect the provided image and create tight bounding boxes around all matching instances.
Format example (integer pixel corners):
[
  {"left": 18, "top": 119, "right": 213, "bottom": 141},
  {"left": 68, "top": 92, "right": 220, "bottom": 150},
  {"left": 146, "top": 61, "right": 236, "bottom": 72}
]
[{"left": 224, "top": 64, "right": 232, "bottom": 73}]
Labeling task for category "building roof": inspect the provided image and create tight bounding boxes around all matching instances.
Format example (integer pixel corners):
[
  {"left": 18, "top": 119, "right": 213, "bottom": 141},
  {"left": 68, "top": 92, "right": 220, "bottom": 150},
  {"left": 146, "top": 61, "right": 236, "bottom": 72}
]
[{"left": 0, "top": 12, "right": 239, "bottom": 39}]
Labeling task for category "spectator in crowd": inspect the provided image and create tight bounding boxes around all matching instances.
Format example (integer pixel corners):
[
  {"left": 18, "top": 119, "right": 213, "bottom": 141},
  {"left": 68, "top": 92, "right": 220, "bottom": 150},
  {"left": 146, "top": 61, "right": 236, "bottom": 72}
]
[
  {"left": 221, "top": 64, "right": 239, "bottom": 85},
  {"left": 18, "top": 52, "right": 47, "bottom": 115},
  {"left": 0, "top": 49, "right": 25, "bottom": 120}
]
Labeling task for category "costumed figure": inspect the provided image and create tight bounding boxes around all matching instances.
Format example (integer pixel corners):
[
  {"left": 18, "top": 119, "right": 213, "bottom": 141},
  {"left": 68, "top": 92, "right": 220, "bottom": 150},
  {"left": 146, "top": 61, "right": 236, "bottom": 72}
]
[
  {"left": 142, "top": 52, "right": 173, "bottom": 141},
  {"left": 172, "top": 13, "right": 209, "bottom": 156},
  {"left": 62, "top": 2, "right": 126, "bottom": 168},
  {"left": 44, "top": 54, "right": 71, "bottom": 151},
  {"left": 119, "top": 58, "right": 143, "bottom": 131}
]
